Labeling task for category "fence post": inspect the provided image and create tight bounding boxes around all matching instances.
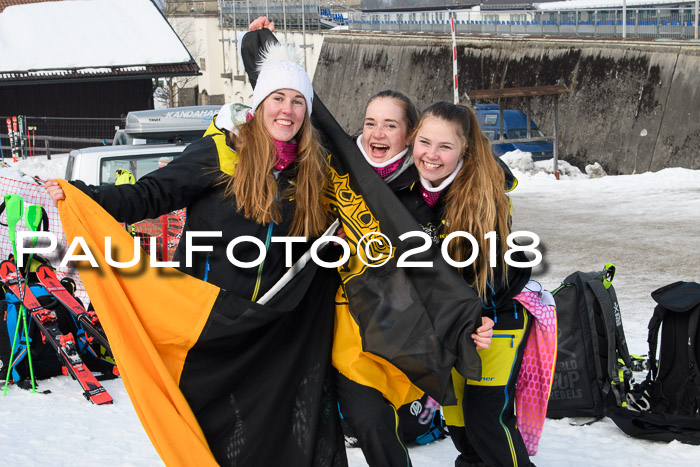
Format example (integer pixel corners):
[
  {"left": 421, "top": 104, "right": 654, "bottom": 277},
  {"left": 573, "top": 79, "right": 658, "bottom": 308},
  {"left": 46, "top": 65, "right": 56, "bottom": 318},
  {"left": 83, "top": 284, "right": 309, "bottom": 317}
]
[
  {"left": 45, "top": 139, "right": 51, "bottom": 160},
  {"left": 451, "top": 12, "right": 459, "bottom": 105},
  {"left": 553, "top": 98, "right": 560, "bottom": 180}
]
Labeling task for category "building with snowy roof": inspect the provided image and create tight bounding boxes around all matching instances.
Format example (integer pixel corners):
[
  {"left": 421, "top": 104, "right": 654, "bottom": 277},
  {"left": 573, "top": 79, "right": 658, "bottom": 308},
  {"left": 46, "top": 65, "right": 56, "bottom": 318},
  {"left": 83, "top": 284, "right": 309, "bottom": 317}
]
[{"left": 0, "top": 0, "right": 199, "bottom": 119}]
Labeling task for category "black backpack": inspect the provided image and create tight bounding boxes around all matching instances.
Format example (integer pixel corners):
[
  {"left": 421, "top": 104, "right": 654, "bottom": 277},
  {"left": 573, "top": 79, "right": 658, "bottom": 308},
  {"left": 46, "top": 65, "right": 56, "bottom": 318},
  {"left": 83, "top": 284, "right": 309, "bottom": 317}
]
[
  {"left": 547, "top": 264, "right": 633, "bottom": 419},
  {"left": 609, "top": 281, "right": 700, "bottom": 444}
]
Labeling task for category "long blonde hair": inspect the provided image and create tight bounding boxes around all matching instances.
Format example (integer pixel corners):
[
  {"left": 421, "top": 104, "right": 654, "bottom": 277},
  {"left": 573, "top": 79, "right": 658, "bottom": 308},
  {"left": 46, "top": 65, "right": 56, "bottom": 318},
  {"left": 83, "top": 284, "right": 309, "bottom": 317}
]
[
  {"left": 223, "top": 102, "right": 328, "bottom": 238},
  {"left": 414, "top": 102, "right": 511, "bottom": 298}
]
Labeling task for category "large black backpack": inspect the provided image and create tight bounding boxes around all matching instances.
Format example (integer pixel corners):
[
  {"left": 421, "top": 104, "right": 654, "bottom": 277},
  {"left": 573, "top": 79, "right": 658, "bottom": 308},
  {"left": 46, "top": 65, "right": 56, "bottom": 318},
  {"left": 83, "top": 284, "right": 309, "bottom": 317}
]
[
  {"left": 609, "top": 281, "right": 700, "bottom": 444},
  {"left": 547, "top": 264, "right": 633, "bottom": 419}
]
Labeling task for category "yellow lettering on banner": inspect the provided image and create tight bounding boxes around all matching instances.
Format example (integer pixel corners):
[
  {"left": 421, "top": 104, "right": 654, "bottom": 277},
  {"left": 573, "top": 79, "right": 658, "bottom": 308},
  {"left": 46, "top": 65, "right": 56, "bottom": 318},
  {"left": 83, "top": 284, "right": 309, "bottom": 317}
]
[{"left": 323, "top": 160, "right": 394, "bottom": 283}]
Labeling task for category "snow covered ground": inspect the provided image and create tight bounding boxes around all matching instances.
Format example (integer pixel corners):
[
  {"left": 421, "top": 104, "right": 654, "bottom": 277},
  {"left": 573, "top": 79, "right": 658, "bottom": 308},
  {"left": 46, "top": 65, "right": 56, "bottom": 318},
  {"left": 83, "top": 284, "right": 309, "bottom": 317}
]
[{"left": 1, "top": 153, "right": 699, "bottom": 466}]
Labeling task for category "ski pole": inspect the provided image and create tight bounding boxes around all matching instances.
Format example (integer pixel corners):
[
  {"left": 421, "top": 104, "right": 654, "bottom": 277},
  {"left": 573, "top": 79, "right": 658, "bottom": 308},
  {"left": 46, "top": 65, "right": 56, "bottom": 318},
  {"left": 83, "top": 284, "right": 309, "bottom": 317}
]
[
  {"left": 2, "top": 194, "right": 25, "bottom": 394},
  {"left": 2, "top": 298, "right": 26, "bottom": 395},
  {"left": 27, "top": 126, "right": 36, "bottom": 157},
  {"left": 19, "top": 205, "right": 46, "bottom": 393},
  {"left": 3, "top": 194, "right": 37, "bottom": 393},
  {"left": 24, "top": 204, "right": 44, "bottom": 275}
]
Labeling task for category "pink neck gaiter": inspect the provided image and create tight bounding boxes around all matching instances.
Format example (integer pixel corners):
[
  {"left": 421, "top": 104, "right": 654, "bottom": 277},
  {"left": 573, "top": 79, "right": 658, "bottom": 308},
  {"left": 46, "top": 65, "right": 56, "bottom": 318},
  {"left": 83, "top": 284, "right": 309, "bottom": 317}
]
[
  {"left": 245, "top": 112, "right": 299, "bottom": 171},
  {"left": 419, "top": 185, "right": 444, "bottom": 208},
  {"left": 273, "top": 139, "right": 299, "bottom": 172},
  {"left": 373, "top": 157, "right": 404, "bottom": 179}
]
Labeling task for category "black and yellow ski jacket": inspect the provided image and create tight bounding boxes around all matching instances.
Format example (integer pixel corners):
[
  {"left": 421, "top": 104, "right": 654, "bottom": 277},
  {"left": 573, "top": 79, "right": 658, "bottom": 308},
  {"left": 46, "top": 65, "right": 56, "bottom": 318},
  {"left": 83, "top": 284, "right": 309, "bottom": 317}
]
[{"left": 71, "top": 124, "right": 308, "bottom": 300}]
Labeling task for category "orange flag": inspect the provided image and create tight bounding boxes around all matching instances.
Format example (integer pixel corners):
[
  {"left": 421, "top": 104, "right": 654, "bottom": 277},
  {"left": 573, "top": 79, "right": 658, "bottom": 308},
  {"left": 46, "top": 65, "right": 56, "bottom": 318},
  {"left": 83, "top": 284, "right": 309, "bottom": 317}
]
[{"left": 56, "top": 180, "right": 218, "bottom": 466}]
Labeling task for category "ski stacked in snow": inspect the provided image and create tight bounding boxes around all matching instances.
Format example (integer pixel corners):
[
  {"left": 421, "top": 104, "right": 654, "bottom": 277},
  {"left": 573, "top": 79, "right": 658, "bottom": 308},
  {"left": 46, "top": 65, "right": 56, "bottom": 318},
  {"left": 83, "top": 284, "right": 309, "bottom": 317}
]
[
  {"left": 0, "top": 261, "right": 113, "bottom": 405},
  {"left": 35, "top": 265, "right": 112, "bottom": 354},
  {"left": 5, "top": 117, "right": 17, "bottom": 162}
]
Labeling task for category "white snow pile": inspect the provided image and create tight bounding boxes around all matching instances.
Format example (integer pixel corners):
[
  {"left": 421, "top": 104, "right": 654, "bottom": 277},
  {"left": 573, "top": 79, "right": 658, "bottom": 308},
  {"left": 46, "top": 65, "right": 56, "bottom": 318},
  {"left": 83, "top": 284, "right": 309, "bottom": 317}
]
[
  {"left": 585, "top": 161, "right": 607, "bottom": 178},
  {"left": 0, "top": 164, "right": 32, "bottom": 183},
  {"left": 500, "top": 150, "right": 608, "bottom": 180},
  {"left": 0, "top": 154, "right": 69, "bottom": 183}
]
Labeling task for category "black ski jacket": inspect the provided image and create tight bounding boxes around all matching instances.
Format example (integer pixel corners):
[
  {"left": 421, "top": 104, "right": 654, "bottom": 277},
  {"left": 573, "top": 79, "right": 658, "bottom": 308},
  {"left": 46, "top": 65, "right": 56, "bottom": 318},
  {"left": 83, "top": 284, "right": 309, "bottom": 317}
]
[
  {"left": 391, "top": 165, "right": 531, "bottom": 315},
  {"left": 72, "top": 135, "right": 309, "bottom": 299}
]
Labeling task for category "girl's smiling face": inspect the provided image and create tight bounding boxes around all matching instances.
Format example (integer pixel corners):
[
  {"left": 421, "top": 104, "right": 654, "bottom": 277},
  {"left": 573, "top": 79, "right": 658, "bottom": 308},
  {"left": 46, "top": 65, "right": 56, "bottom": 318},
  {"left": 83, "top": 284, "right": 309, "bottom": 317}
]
[
  {"left": 361, "top": 97, "right": 411, "bottom": 163},
  {"left": 261, "top": 89, "right": 307, "bottom": 142},
  {"left": 412, "top": 116, "right": 465, "bottom": 186}
]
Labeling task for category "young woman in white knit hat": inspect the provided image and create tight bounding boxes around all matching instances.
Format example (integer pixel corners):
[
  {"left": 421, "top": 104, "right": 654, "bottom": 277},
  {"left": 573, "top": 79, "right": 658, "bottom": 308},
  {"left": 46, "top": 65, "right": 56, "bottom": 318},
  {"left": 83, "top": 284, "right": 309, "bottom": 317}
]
[
  {"left": 45, "top": 40, "right": 348, "bottom": 466},
  {"left": 46, "top": 42, "right": 327, "bottom": 298}
]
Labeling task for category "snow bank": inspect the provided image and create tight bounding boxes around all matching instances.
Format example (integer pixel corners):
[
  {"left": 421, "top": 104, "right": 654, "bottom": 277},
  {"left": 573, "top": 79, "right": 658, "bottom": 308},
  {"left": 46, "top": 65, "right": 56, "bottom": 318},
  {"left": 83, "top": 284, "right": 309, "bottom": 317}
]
[
  {"left": 500, "top": 150, "right": 590, "bottom": 180},
  {"left": 1, "top": 154, "right": 70, "bottom": 182}
]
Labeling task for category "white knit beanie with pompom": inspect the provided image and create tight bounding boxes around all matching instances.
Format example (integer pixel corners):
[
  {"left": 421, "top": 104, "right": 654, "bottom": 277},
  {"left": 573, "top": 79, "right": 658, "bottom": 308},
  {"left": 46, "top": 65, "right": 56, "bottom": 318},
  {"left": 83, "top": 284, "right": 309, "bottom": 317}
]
[{"left": 251, "top": 42, "right": 313, "bottom": 116}]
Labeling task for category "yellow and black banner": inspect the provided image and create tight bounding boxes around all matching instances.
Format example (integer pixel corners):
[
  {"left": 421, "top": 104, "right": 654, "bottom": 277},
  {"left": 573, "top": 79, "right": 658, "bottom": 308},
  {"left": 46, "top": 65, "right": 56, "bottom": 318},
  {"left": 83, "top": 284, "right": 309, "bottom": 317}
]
[
  {"left": 242, "top": 29, "right": 485, "bottom": 405},
  {"left": 56, "top": 181, "right": 344, "bottom": 466}
]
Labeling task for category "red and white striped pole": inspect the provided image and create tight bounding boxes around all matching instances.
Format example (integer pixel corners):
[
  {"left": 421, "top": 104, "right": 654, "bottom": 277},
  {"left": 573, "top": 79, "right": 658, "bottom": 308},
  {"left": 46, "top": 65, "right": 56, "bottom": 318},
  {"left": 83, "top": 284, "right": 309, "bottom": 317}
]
[{"left": 451, "top": 13, "right": 459, "bottom": 105}]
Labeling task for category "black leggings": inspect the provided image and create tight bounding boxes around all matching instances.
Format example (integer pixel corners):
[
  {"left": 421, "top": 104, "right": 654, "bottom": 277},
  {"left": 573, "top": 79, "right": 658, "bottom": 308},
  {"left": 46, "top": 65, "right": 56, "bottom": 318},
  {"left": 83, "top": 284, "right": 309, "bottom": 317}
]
[{"left": 336, "top": 373, "right": 412, "bottom": 467}]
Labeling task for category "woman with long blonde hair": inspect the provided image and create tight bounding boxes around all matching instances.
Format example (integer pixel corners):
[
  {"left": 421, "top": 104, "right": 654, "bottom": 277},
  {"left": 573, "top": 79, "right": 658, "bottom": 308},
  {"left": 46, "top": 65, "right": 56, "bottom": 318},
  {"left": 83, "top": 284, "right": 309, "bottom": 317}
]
[
  {"left": 409, "top": 101, "right": 533, "bottom": 467},
  {"left": 46, "top": 42, "right": 330, "bottom": 298},
  {"left": 44, "top": 42, "right": 348, "bottom": 466}
]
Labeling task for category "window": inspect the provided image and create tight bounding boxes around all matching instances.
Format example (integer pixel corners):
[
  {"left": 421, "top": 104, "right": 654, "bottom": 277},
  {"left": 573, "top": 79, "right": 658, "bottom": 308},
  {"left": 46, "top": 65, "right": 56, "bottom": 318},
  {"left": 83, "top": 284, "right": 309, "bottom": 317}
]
[
  {"left": 199, "top": 58, "right": 206, "bottom": 71},
  {"left": 483, "top": 114, "right": 498, "bottom": 125},
  {"left": 100, "top": 154, "right": 177, "bottom": 185},
  {"left": 509, "top": 129, "right": 545, "bottom": 139}
]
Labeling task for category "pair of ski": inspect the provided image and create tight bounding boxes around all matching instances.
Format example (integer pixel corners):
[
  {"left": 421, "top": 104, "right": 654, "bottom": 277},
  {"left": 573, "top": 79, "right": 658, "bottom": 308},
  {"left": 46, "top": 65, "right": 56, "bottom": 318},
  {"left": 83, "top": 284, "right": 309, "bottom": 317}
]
[
  {"left": 0, "top": 260, "right": 114, "bottom": 405},
  {"left": 4, "top": 116, "right": 23, "bottom": 162}
]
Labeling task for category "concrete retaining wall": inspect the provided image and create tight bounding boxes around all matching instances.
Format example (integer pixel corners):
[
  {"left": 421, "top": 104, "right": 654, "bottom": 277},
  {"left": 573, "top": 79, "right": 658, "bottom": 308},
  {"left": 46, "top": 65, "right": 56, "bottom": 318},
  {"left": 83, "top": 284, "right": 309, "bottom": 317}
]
[{"left": 313, "top": 33, "right": 700, "bottom": 174}]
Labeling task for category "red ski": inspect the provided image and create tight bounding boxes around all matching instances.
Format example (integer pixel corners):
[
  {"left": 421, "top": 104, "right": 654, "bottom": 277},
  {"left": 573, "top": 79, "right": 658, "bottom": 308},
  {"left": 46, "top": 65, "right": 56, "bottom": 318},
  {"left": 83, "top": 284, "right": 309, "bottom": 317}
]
[
  {"left": 0, "top": 261, "right": 113, "bottom": 405},
  {"left": 35, "top": 265, "right": 112, "bottom": 354}
]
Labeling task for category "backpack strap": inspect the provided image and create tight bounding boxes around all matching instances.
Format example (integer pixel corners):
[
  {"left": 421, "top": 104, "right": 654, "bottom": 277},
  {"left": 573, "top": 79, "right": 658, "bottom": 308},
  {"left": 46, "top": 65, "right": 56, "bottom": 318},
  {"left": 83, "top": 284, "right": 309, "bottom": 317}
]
[
  {"left": 648, "top": 281, "right": 700, "bottom": 381},
  {"left": 687, "top": 306, "right": 700, "bottom": 378},
  {"left": 587, "top": 277, "right": 632, "bottom": 406},
  {"left": 605, "top": 282, "right": 633, "bottom": 367},
  {"left": 687, "top": 307, "right": 700, "bottom": 413},
  {"left": 587, "top": 278, "right": 616, "bottom": 393},
  {"left": 647, "top": 306, "right": 666, "bottom": 381}
]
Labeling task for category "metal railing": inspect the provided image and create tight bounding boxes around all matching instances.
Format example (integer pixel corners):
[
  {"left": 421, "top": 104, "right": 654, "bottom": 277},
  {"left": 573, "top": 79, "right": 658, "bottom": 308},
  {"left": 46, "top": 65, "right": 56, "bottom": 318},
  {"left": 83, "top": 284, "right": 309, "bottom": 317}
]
[
  {"left": 219, "top": 0, "right": 323, "bottom": 30},
  {"left": 345, "top": 7, "right": 700, "bottom": 40},
  {"left": 1, "top": 115, "right": 124, "bottom": 159}
]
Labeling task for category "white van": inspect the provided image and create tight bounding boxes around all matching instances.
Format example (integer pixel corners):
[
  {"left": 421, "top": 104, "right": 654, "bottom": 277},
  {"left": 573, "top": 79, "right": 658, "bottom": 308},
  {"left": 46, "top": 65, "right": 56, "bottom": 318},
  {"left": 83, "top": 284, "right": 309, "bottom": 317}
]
[
  {"left": 65, "top": 144, "right": 187, "bottom": 186},
  {"left": 65, "top": 104, "right": 249, "bottom": 185}
]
